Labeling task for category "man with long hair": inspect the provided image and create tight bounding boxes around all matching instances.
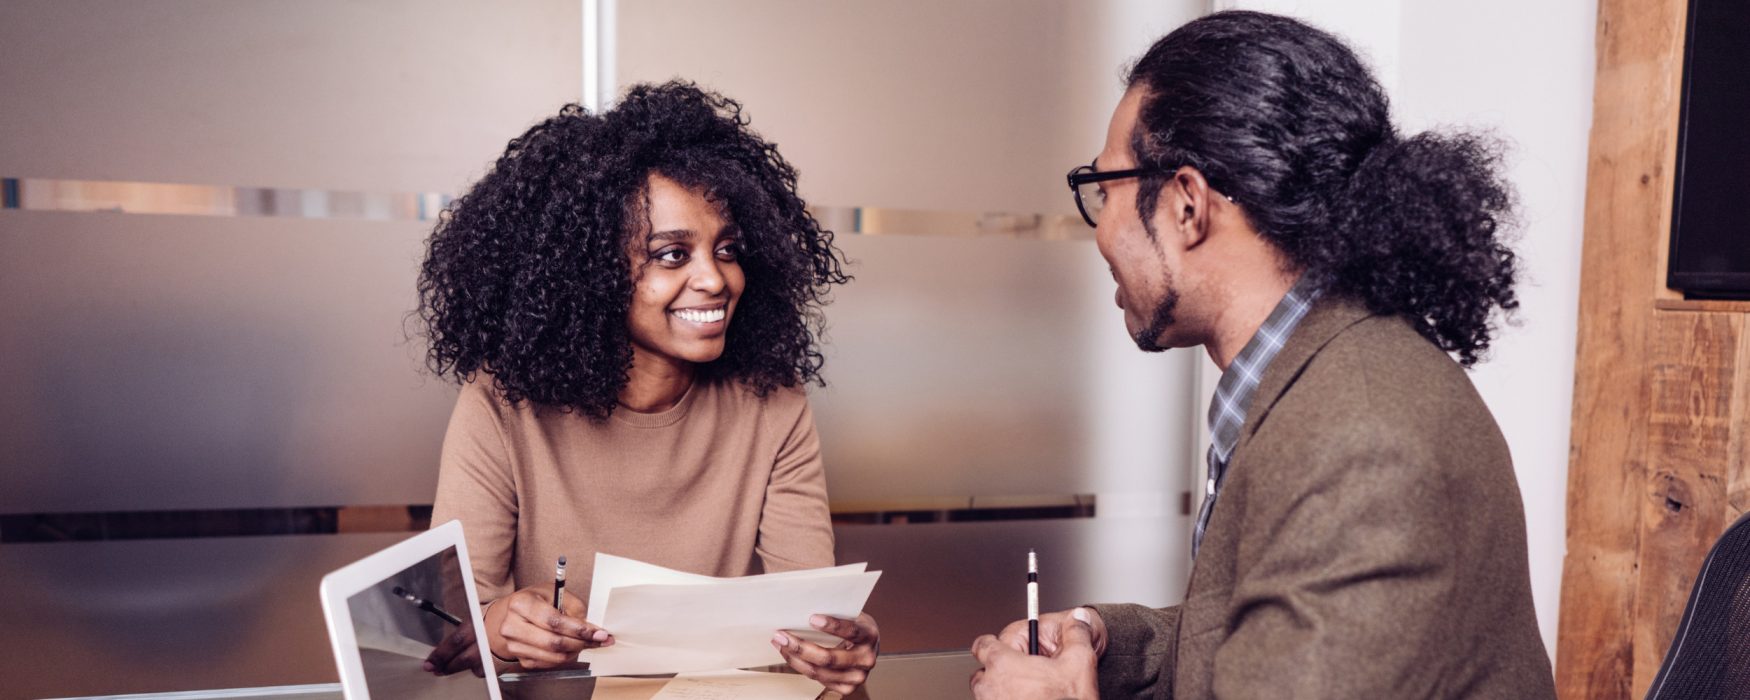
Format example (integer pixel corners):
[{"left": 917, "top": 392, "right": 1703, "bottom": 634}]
[{"left": 970, "top": 12, "right": 1555, "bottom": 699}]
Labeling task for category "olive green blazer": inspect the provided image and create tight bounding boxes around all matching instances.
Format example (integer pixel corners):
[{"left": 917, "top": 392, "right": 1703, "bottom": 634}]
[{"left": 1091, "top": 296, "right": 1555, "bottom": 699}]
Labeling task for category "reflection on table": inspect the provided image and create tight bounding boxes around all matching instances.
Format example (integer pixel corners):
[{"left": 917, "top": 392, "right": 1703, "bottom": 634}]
[
  {"left": 7, "top": 517, "right": 1183, "bottom": 698},
  {"left": 50, "top": 651, "right": 983, "bottom": 700}
]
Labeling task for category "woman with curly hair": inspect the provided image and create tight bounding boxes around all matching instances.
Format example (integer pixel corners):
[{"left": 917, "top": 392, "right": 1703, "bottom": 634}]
[{"left": 417, "top": 81, "right": 875, "bottom": 692}]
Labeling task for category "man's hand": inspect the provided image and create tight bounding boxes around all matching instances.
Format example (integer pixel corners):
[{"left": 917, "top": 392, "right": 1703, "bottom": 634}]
[
  {"left": 772, "top": 612, "right": 880, "bottom": 695},
  {"left": 970, "top": 607, "right": 1102, "bottom": 700},
  {"left": 483, "top": 585, "right": 613, "bottom": 669},
  {"left": 994, "top": 607, "right": 1109, "bottom": 658}
]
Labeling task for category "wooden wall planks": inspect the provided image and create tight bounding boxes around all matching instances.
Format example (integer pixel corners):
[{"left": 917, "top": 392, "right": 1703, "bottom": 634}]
[
  {"left": 1555, "top": 0, "right": 1688, "bottom": 695},
  {"left": 1556, "top": 0, "right": 1750, "bottom": 697},
  {"left": 1729, "top": 330, "right": 1750, "bottom": 519},
  {"left": 1630, "top": 312, "right": 1743, "bottom": 693}
]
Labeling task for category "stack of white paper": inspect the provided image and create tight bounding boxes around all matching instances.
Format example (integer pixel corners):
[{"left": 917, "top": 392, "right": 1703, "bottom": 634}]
[{"left": 578, "top": 554, "right": 881, "bottom": 676}]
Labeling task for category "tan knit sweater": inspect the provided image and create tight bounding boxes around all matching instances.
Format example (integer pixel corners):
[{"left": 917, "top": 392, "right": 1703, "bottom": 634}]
[{"left": 430, "top": 377, "right": 837, "bottom": 614}]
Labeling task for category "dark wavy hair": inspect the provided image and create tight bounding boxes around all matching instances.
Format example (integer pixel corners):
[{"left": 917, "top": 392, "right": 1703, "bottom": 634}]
[
  {"left": 1128, "top": 11, "right": 1518, "bottom": 366},
  {"left": 416, "top": 81, "right": 849, "bottom": 418}
]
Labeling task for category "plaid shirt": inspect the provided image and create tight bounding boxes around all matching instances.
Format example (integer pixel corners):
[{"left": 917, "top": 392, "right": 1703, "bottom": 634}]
[{"left": 1192, "top": 275, "right": 1322, "bottom": 558}]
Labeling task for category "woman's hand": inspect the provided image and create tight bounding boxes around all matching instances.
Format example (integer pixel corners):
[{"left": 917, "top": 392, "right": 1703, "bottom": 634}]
[
  {"left": 482, "top": 585, "right": 613, "bottom": 669},
  {"left": 424, "top": 617, "right": 485, "bottom": 677},
  {"left": 772, "top": 612, "right": 880, "bottom": 695}
]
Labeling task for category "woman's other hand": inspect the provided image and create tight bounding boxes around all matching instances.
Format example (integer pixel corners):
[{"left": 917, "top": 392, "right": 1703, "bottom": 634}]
[
  {"left": 772, "top": 612, "right": 880, "bottom": 695},
  {"left": 424, "top": 617, "right": 485, "bottom": 677},
  {"left": 482, "top": 585, "right": 613, "bottom": 669}
]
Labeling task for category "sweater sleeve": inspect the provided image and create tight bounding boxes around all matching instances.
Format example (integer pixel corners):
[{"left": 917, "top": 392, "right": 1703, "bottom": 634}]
[
  {"left": 1090, "top": 603, "right": 1181, "bottom": 699},
  {"left": 430, "top": 381, "right": 521, "bottom": 606},
  {"left": 753, "top": 393, "right": 837, "bottom": 572}
]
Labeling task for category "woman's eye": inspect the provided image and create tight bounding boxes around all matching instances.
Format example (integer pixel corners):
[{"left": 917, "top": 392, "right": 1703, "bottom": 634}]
[
  {"left": 716, "top": 243, "right": 741, "bottom": 261},
  {"left": 654, "top": 248, "right": 687, "bottom": 264}
]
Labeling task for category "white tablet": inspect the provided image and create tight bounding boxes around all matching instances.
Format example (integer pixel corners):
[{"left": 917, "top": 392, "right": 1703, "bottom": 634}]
[{"left": 318, "top": 519, "right": 504, "bottom": 700}]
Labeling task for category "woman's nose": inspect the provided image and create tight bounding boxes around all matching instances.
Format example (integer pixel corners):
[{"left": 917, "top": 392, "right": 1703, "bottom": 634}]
[{"left": 690, "top": 258, "right": 726, "bottom": 294}]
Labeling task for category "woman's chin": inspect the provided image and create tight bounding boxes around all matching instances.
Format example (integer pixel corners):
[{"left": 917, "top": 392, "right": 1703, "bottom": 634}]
[{"left": 670, "top": 342, "right": 728, "bottom": 366}]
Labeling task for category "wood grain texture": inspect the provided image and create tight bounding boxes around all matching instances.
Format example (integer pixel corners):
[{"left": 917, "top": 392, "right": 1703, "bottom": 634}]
[
  {"left": 1557, "top": 0, "right": 1690, "bottom": 697},
  {"left": 1630, "top": 312, "right": 1742, "bottom": 695},
  {"left": 1655, "top": 299, "right": 1750, "bottom": 314},
  {"left": 1729, "top": 329, "right": 1750, "bottom": 519}
]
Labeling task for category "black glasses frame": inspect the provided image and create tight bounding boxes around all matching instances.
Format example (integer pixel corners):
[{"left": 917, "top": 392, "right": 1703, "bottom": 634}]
[
  {"left": 1066, "top": 164, "right": 1166, "bottom": 227},
  {"left": 1066, "top": 163, "right": 1234, "bottom": 227}
]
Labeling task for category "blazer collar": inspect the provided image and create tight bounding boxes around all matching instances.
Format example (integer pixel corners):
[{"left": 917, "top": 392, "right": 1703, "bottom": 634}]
[{"left": 1234, "top": 295, "right": 1378, "bottom": 446}]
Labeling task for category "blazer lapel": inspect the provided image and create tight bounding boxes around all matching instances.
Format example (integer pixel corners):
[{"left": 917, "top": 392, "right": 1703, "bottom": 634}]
[{"left": 1234, "top": 295, "right": 1377, "bottom": 450}]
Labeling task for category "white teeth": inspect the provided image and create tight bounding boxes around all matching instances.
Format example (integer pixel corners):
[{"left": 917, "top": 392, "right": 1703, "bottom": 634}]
[{"left": 673, "top": 308, "right": 726, "bottom": 323}]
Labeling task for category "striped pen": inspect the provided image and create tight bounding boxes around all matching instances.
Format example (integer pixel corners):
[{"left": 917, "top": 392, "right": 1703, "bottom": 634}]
[{"left": 1027, "top": 549, "right": 1040, "bottom": 655}]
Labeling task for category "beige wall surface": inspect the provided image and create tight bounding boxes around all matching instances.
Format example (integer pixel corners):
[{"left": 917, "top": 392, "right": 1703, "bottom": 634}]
[
  {"left": 618, "top": 0, "right": 1208, "bottom": 513},
  {"left": 618, "top": 0, "right": 1209, "bottom": 217},
  {"left": 0, "top": 0, "right": 581, "bottom": 194},
  {"left": 0, "top": 211, "right": 456, "bottom": 512},
  {"left": 0, "top": 0, "right": 583, "bottom": 512}
]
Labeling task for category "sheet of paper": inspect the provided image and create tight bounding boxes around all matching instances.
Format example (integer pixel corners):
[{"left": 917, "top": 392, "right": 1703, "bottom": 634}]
[
  {"left": 586, "top": 553, "right": 867, "bottom": 626},
  {"left": 648, "top": 670, "right": 823, "bottom": 700},
  {"left": 579, "top": 554, "right": 879, "bottom": 676},
  {"left": 354, "top": 624, "right": 437, "bottom": 660},
  {"left": 589, "top": 677, "right": 674, "bottom": 700}
]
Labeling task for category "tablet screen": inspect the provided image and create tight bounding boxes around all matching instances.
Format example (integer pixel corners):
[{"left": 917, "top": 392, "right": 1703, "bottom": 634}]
[{"left": 344, "top": 546, "right": 491, "bottom": 699}]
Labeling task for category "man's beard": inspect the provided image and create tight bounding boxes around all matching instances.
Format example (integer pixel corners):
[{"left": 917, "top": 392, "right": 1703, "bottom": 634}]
[{"left": 1131, "top": 284, "right": 1180, "bottom": 353}]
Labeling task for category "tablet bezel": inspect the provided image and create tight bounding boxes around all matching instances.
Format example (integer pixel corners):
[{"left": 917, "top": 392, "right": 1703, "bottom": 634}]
[{"left": 317, "top": 519, "right": 503, "bottom": 700}]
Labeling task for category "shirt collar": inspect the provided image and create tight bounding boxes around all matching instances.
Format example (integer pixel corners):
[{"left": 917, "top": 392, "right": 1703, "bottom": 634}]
[{"left": 1207, "top": 274, "right": 1323, "bottom": 464}]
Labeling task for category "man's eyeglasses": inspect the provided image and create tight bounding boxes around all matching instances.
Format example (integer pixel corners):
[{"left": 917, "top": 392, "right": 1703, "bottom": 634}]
[
  {"left": 1067, "top": 164, "right": 1160, "bottom": 228},
  {"left": 1066, "top": 163, "right": 1233, "bottom": 228}
]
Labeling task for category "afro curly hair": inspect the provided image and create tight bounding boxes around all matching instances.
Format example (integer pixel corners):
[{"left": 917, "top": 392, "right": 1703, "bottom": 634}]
[{"left": 416, "top": 81, "right": 850, "bottom": 419}]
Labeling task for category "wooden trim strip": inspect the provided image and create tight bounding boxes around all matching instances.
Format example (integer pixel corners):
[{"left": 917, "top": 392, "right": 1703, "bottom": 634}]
[{"left": 1557, "top": 0, "right": 1691, "bottom": 697}]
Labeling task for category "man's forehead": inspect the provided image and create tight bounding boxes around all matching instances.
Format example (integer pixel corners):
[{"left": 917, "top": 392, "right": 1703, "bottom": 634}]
[
  {"left": 1096, "top": 143, "right": 1134, "bottom": 171},
  {"left": 1098, "top": 90, "right": 1143, "bottom": 170}
]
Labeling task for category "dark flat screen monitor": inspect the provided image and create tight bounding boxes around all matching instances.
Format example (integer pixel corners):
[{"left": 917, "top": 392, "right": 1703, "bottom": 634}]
[{"left": 1668, "top": 0, "right": 1750, "bottom": 298}]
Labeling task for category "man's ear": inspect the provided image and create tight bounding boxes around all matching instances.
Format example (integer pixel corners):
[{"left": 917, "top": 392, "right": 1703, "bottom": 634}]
[{"left": 1168, "top": 166, "right": 1216, "bottom": 250}]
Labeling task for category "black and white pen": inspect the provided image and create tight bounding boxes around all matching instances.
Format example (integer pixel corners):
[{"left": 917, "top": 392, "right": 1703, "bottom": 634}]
[
  {"left": 1027, "top": 548, "right": 1040, "bottom": 655},
  {"left": 393, "top": 585, "right": 462, "bottom": 626},
  {"left": 553, "top": 555, "right": 568, "bottom": 611}
]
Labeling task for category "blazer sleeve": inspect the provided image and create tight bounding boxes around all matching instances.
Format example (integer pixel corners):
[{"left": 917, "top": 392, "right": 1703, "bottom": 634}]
[
  {"left": 753, "top": 394, "right": 837, "bottom": 572},
  {"left": 1089, "top": 603, "right": 1181, "bottom": 699},
  {"left": 1211, "top": 433, "right": 1463, "bottom": 698},
  {"left": 430, "top": 382, "right": 521, "bottom": 606}
]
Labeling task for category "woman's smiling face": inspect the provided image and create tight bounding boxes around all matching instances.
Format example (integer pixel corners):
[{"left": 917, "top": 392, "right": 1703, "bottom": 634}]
[{"left": 625, "top": 173, "right": 746, "bottom": 371}]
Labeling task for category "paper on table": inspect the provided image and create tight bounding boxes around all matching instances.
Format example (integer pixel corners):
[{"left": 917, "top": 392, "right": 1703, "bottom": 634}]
[
  {"left": 354, "top": 624, "right": 437, "bottom": 660},
  {"left": 648, "top": 670, "right": 823, "bottom": 700},
  {"left": 579, "top": 554, "right": 879, "bottom": 676}
]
